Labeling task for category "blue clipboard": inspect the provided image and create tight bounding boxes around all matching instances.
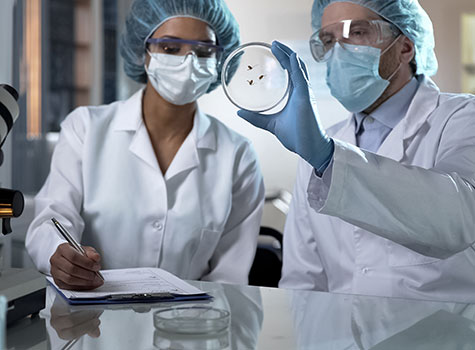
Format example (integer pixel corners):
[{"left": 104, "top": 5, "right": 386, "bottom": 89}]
[{"left": 49, "top": 281, "right": 212, "bottom": 305}]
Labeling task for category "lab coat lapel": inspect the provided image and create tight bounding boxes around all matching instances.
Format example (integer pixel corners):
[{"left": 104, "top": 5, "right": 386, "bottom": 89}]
[
  {"left": 164, "top": 109, "right": 215, "bottom": 181},
  {"left": 378, "top": 76, "right": 440, "bottom": 161},
  {"left": 112, "top": 89, "right": 161, "bottom": 172},
  {"left": 113, "top": 93, "right": 216, "bottom": 177},
  {"left": 112, "top": 89, "right": 144, "bottom": 132},
  {"left": 403, "top": 76, "right": 440, "bottom": 138},
  {"left": 377, "top": 122, "right": 405, "bottom": 160},
  {"left": 129, "top": 122, "right": 161, "bottom": 172},
  {"left": 164, "top": 132, "right": 199, "bottom": 181}
]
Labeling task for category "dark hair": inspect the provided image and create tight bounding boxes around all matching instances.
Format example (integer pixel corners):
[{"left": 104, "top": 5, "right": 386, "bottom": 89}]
[{"left": 409, "top": 57, "right": 417, "bottom": 75}]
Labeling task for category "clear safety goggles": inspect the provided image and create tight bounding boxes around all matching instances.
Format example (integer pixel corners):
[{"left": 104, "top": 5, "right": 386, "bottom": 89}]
[
  {"left": 309, "top": 19, "right": 400, "bottom": 62},
  {"left": 146, "top": 38, "right": 224, "bottom": 65}
]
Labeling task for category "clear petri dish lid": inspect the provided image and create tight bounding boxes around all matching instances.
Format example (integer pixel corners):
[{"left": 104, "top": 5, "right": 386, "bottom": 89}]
[
  {"left": 153, "top": 306, "right": 230, "bottom": 335},
  {"left": 221, "top": 42, "right": 290, "bottom": 112},
  {"left": 153, "top": 327, "right": 230, "bottom": 350}
]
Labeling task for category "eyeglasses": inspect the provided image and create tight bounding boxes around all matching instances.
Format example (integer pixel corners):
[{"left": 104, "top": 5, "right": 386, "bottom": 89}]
[
  {"left": 309, "top": 19, "right": 400, "bottom": 62},
  {"left": 146, "top": 38, "right": 224, "bottom": 63}
]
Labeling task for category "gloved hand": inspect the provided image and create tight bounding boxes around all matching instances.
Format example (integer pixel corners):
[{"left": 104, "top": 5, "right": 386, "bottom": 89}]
[{"left": 237, "top": 41, "right": 334, "bottom": 173}]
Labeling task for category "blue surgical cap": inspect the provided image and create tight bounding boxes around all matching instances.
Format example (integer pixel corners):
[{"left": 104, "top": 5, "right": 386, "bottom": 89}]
[
  {"left": 311, "top": 0, "right": 438, "bottom": 76},
  {"left": 120, "top": 0, "right": 240, "bottom": 92}
]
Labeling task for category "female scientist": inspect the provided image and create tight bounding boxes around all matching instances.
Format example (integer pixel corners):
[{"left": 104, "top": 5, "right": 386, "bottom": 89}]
[{"left": 26, "top": 0, "right": 265, "bottom": 290}]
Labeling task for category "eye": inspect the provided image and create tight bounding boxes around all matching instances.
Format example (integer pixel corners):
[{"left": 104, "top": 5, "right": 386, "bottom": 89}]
[
  {"left": 320, "top": 35, "right": 335, "bottom": 47},
  {"left": 348, "top": 23, "right": 372, "bottom": 39},
  {"left": 158, "top": 43, "right": 181, "bottom": 54},
  {"left": 195, "top": 46, "right": 214, "bottom": 58},
  {"left": 320, "top": 34, "right": 333, "bottom": 45},
  {"left": 350, "top": 29, "right": 367, "bottom": 37}
]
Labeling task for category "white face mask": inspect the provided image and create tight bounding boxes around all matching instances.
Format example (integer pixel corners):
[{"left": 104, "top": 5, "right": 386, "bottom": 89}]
[{"left": 145, "top": 53, "right": 218, "bottom": 105}]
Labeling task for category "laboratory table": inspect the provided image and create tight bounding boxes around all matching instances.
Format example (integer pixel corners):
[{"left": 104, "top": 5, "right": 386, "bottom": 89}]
[{"left": 6, "top": 280, "right": 475, "bottom": 349}]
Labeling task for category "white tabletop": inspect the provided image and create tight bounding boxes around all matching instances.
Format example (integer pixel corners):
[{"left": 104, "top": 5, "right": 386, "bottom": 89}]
[{"left": 6, "top": 280, "right": 475, "bottom": 349}]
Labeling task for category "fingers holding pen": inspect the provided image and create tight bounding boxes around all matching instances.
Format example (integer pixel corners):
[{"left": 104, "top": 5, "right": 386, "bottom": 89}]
[
  {"left": 83, "top": 246, "right": 101, "bottom": 265},
  {"left": 59, "top": 243, "right": 102, "bottom": 272},
  {"left": 50, "top": 243, "right": 104, "bottom": 290}
]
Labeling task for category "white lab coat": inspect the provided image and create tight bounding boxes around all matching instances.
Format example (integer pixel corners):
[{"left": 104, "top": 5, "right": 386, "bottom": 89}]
[
  {"left": 26, "top": 89, "right": 265, "bottom": 284},
  {"left": 289, "top": 290, "right": 475, "bottom": 349},
  {"left": 280, "top": 76, "right": 475, "bottom": 302}
]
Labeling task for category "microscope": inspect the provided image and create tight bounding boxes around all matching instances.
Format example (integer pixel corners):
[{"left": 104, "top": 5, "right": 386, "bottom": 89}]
[
  {"left": 0, "top": 84, "right": 24, "bottom": 234},
  {"left": 0, "top": 84, "right": 45, "bottom": 326}
]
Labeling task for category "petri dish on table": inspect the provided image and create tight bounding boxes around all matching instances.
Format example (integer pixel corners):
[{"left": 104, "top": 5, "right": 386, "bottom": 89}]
[
  {"left": 153, "top": 327, "right": 230, "bottom": 350},
  {"left": 221, "top": 42, "right": 290, "bottom": 112},
  {"left": 153, "top": 306, "right": 230, "bottom": 335}
]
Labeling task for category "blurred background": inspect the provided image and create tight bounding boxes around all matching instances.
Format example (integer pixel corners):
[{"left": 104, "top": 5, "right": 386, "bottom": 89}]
[{"left": 0, "top": 0, "right": 474, "bottom": 268}]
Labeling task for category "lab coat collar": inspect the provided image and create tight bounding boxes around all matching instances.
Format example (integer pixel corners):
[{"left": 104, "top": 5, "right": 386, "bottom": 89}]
[
  {"left": 112, "top": 88, "right": 215, "bottom": 149},
  {"left": 194, "top": 109, "right": 215, "bottom": 151},
  {"left": 353, "top": 77, "right": 419, "bottom": 131},
  {"left": 377, "top": 75, "right": 440, "bottom": 161},
  {"left": 333, "top": 75, "right": 440, "bottom": 161},
  {"left": 163, "top": 109, "right": 216, "bottom": 180},
  {"left": 402, "top": 75, "right": 440, "bottom": 139},
  {"left": 113, "top": 88, "right": 216, "bottom": 175},
  {"left": 112, "top": 89, "right": 144, "bottom": 132}
]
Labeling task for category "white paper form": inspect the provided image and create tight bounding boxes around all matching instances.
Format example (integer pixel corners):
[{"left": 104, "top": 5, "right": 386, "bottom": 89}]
[{"left": 46, "top": 267, "right": 206, "bottom": 300}]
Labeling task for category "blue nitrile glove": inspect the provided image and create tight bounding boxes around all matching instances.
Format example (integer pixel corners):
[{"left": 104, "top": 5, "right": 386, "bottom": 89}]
[{"left": 237, "top": 41, "right": 334, "bottom": 174}]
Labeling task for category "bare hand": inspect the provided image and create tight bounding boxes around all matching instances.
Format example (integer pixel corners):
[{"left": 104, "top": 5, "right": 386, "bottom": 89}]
[
  {"left": 50, "top": 297, "right": 103, "bottom": 340},
  {"left": 50, "top": 243, "right": 104, "bottom": 290}
]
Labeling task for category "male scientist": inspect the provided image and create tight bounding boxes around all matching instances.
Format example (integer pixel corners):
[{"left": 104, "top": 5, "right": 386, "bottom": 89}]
[{"left": 238, "top": 0, "right": 475, "bottom": 302}]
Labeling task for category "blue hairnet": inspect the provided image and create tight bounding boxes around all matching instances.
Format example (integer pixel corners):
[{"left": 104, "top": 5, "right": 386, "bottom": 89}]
[
  {"left": 311, "top": 0, "right": 438, "bottom": 76},
  {"left": 120, "top": 0, "right": 240, "bottom": 92}
]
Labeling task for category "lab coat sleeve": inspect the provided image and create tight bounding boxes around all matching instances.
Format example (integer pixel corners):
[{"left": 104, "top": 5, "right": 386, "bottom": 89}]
[
  {"left": 279, "top": 159, "right": 329, "bottom": 291},
  {"left": 309, "top": 102, "right": 475, "bottom": 259},
  {"left": 25, "top": 108, "right": 88, "bottom": 274},
  {"left": 201, "top": 142, "right": 265, "bottom": 284}
]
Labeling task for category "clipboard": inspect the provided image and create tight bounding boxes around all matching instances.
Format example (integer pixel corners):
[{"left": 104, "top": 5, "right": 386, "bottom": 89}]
[{"left": 47, "top": 267, "right": 212, "bottom": 305}]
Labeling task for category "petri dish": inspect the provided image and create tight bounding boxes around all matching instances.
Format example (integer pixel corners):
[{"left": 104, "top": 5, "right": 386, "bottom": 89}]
[
  {"left": 153, "top": 328, "right": 230, "bottom": 350},
  {"left": 221, "top": 42, "right": 290, "bottom": 112},
  {"left": 153, "top": 306, "right": 230, "bottom": 335}
]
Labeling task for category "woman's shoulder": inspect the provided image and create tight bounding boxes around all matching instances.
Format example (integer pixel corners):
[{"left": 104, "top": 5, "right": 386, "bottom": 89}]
[{"left": 61, "top": 98, "right": 129, "bottom": 134}]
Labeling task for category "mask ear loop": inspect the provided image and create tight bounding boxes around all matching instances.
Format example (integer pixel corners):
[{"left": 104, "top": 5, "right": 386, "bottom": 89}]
[
  {"left": 143, "top": 49, "right": 154, "bottom": 74},
  {"left": 381, "top": 35, "right": 403, "bottom": 81},
  {"left": 144, "top": 52, "right": 154, "bottom": 78},
  {"left": 381, "top": 34, "right": 403, "bottom": 56},
  {"left": 387, "top": 62, "right": 402, "bottom": 81}
]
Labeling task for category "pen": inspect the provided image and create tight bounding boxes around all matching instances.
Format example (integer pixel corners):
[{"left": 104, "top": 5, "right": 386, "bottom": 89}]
[
  {"left": 51, "top": 217, "right": 105, "bottom": 281},
  {"left": 61, "top": 338, "right": 79, "bottom": 350}
]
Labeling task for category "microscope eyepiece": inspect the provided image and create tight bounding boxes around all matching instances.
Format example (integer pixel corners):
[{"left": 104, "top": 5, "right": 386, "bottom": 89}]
[
  {"left": 1, "top": 84, "right": 18, "bottom": 101},
  {"left": 0, "top": 84, "right": 20, "bottom": 148}
]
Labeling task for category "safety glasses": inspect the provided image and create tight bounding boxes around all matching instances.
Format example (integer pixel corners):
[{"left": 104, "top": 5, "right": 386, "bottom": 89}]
[
  {"left": 146, "top": 38, "right": 224, "bottom": 64},
  {"left": 309, "top": 19, "right": 400, "bottom": 62}
]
